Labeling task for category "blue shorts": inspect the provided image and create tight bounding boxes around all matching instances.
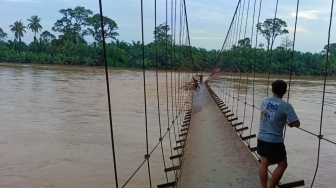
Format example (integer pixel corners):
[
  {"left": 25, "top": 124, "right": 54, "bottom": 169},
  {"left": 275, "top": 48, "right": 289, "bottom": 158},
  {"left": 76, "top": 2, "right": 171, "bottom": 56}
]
[{"left": 257, "top": 139, "right": 287, "bottom": 164}]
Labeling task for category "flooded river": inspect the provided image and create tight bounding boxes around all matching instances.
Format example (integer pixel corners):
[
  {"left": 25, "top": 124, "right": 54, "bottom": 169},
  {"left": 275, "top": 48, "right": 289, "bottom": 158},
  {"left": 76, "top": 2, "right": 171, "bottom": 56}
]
[{"left": 0, "top": 63, "right": 335, "bottom": 187}]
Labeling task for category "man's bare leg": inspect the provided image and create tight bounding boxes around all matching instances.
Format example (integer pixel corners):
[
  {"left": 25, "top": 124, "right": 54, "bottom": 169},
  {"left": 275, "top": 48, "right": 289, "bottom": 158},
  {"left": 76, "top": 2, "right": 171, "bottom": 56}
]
[
  {"left": 259, "top": 156, "right": 269, "bottom": 188},
  {"left": 269, "top": 159, "right": 288, "bottom": 188}
]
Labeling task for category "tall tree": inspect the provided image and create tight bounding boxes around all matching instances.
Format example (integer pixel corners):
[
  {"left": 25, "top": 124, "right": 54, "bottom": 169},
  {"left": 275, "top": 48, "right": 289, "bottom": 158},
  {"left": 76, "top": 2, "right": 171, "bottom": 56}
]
[
  {"left": 322, "top": 43, "right": 336, "bottom": 56},
  {"left": 0, "top": 27, "right": 7, "bottom": 41},
  {"left": 10, "top": 20, "right": 26, "bottom": 43},
  {"left": 52, "top": 6, "right": 93, "bottom": 44},
  {"left": 280, "top": 36, "right": 293, "bottom": 50},
  {"left": 86, "top": 14, "right": 119, "bottom": 43},
  {"left": 27, "top": 15, "right": 43, "bottom": 41},
  {"left": 154, "top": 23, "right": 172, "bottom": 44},
  {"left": 256, "top": 18, "right": 288, "bottom": 51},
  {"left": 237, "top": 37, "right": 251, "bottom": 48},
  {"left": 39, "top": 30, "right": 56, "bottom": 44}
]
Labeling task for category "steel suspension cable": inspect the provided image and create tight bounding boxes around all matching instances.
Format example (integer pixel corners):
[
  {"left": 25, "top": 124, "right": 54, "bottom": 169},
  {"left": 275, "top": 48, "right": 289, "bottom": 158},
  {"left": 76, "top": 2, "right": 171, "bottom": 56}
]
[
  {"left": 140, "top": 0, "right": 152, "bottom": 186},
  {"left": 211, "top": 0, "right": 242, "bottom": 98},
  {"left": 97, "top": 0, "right": 118, "bottom": 187},
  {"left": 182, "top": 0, "right": 194, "bottom": 70},
  {"left": 229, "top": 3, "right": 242, "bottom": 114},
  {"left": 287, "top": 0, "right": 300, "bottom": 101},
  {"left": 177, "top": 0, "right": 183, "bottom": 124},
  {"left": 154, "top": 0, "right": 169, "bottom": 182},
  {"left": 170, "top": 0, "right": 178, "bottom": 148},
  {"left": 165, "top": 0, "right": 175, "bottom": 170},
  {"left": 266, "top": 0, "right": 279, "bottom": 97},
  {"left": 173, "top": 0, "right": 179, "bottom": 130},
  {"left": 283, "top": 0, "right": 300, "bottom": 140},
  {"left": 311, "top": 0, "right": 334, "bottom": 186},
  {"left": 119, "top": 0, "right": 208, "bottom": 186},
  {"left": 234, "top": 0, "right": 246, "bottom": 118},
  {"left": 249, "top": 0, "right": 262, "bottom": 146},
  {"left": 242, "top": 0, "right": 252, "bottom": 127}
]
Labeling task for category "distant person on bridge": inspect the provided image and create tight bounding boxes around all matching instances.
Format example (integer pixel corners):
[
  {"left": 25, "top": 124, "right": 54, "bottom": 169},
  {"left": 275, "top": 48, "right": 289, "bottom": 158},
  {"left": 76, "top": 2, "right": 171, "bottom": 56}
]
[
  {"left": 257, "top": 80, "right": 300, "bottom": 188},
  {"left": 199, "top": 73, "right": 203, "bottom": 83},
  {"left": 193, "top": 77, "right": 200, "bottom": 89}
]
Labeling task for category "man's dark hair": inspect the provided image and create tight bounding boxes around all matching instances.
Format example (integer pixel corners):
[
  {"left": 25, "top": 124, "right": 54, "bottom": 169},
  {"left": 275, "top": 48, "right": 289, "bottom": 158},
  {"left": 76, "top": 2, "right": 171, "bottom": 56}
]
[{"left": 271, "top": 80, "right": 287, "bottom": 96}]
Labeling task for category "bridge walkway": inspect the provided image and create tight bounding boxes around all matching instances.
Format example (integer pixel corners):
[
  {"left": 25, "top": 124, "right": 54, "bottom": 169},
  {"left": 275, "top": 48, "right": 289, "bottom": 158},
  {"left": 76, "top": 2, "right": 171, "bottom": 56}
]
[{"left": 177, "top": 82, "right": 261, "bottom": 188}]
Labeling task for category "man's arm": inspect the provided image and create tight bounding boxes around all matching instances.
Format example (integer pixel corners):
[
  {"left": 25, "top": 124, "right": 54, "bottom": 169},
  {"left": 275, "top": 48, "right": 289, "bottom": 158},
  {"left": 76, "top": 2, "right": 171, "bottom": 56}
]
[{"left": 288, "top": 120, "right": 300, "bottom": 128}]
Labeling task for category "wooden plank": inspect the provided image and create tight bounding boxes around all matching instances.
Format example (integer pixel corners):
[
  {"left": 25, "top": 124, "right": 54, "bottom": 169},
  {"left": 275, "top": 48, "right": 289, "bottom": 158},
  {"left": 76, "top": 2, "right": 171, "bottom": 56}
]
[
  {"left": 181, "top": 128, "right": 188, "bottom": 132},
  {"left": 157, "top": 182, "right": 176, "bottom": 188},
  {"left": 231, "top": 122, "right": 243, "bottom": 127},
  {"left": 174, "top": 145, "right": 184, "bottom": 150},
  {"left": 176, "top": 139, "right": 186, "bottom": 143},
  {"left": 241, "top": 134, "right": 256, "bottom": 141},
  {"left": 228, "top": 117, "right": 238, "bottom": 122},
  {"left": 278, "top": 180, "right": 305, "bottom": 188},
  {"left": 179, "top": 133, "right": 187, "bottom": 137},
  {"left": 182, "top": 123, "right": 189, "bottom": 127},
  {"left": 221, "top": 106, "right": 228, "bottom": 110},
  {"left": 236, "top": 127, "right": 248, "bottom": 132},
  {"left": 183, "top": 120, "right": 189, "bottom": 123},
  {"left": 225, "top": 114, "right": 234, "bottom": 118},
  {"left": 170, "top": 154, "right": 183, "bottom": 160},
  {"left": 223, "top": 110, "right": 231, "bottom": 114},
  {"left": 164, "top": 165, "right": 180, "bottom": 172}
]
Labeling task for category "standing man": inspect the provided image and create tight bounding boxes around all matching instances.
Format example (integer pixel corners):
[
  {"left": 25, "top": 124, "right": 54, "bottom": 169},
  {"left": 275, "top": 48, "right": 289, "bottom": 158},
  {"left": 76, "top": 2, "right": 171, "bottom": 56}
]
[
  {"left": 257, "top": 80, "right": 300, "bottom": 188},
  {"left": 192, "top": 77, "right": 200, "bottom": 89},
  {"left": 199, "top": 73, "right": 203, "bottom": 83}
]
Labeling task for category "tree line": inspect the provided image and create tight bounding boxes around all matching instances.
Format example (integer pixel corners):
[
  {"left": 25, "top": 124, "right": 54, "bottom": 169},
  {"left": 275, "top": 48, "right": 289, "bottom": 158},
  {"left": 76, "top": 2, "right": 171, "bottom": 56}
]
[
  {"left": 0, "top": 7, "right": 335, "bottom": 75},
  {"left": 220, "top": 18, "right": 336, "bottom": 76},
  {"left": 0, "top": 6, "right": 216, "bottom": 70}
]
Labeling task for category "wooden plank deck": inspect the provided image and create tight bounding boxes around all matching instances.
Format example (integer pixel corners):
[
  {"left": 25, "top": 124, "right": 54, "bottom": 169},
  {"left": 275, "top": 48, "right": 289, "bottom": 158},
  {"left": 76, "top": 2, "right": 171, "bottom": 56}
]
[{"left": 177, "top": 82, "right": 261, "bottom": 188}]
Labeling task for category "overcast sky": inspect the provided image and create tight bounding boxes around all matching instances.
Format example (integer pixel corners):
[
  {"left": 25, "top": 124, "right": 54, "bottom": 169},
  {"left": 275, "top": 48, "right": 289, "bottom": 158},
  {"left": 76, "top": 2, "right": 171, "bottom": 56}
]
[{"left": 0, "top": 0, "right": 335, "bottom": 53}]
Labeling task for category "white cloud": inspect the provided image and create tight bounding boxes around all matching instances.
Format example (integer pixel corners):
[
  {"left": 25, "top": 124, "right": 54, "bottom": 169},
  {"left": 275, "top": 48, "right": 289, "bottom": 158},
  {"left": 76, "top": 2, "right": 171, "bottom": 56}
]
[
  {"left": 287, "top": 26, "right": 309, "bottom": 34},
  {"left": 290, "top": 10, "right": 319, "bottom": 20}
]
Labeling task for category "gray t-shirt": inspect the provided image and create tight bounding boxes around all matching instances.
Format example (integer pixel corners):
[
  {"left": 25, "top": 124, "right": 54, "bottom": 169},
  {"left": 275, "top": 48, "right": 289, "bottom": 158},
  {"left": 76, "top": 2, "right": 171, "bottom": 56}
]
[{"left": 258, "top": 96, "right": 299, "bottom": 143}]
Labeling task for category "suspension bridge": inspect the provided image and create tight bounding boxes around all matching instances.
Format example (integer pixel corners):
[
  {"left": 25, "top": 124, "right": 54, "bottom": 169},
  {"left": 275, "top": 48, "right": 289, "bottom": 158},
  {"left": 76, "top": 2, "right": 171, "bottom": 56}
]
[{"left": 98, "top": 0, "right": 336, "bottom": 187}]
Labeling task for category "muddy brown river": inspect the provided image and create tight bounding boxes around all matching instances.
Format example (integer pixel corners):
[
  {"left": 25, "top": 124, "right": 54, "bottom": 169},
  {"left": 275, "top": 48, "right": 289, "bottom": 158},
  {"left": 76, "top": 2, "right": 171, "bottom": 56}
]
[{"left": 0, "top": 63, "right": 335, "bottom": 187}]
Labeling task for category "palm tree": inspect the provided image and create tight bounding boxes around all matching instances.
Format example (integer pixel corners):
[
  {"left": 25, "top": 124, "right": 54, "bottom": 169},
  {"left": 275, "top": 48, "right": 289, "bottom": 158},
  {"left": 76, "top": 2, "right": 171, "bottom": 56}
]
[
  {"left": 27, "top": 15, "right": 42, "bottom": 41},
  {"left": 10, "top": 20, "right": 26, "bottom": 42}
]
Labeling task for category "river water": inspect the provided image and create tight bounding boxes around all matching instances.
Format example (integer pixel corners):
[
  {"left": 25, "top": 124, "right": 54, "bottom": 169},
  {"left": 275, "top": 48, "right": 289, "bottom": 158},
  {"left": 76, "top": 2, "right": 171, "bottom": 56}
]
[{"left": 0, "top": 63, "right": 335, "bottom": 188}]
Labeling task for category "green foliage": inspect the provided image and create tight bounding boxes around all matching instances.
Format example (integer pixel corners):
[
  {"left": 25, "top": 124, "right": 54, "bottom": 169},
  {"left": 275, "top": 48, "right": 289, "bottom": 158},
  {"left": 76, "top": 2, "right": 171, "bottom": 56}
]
[
  {"left": 1, "top": 10, "right": 336, "bottom": 76},
  {"left": 52, "top": 6, "right": 93, "bottom": 44},
  {"left": 27, "top": 15, "right": 43, "bottom": 40},
  {"left": 219, "top": 37, "right": 336, "bottom": 76},
  {"left": 0, "top": 27, "right": 7, "bottom": 41},
  {"left": 10, "top": 20, "right": 26, "bottom": 43},
  {"left": 86, "top": 14, "right": 119, "bottom": 43},
  {"left": 256, "top": 18, "right": 288, "bottom": 50}
]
